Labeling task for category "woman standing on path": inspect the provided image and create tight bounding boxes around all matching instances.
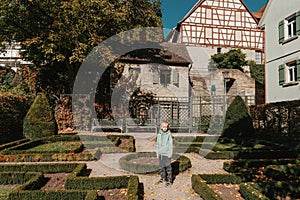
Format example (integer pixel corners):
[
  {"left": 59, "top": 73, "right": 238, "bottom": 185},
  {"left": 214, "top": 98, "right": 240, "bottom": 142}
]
[{"left": 156, "top": 120, "right": 173, "bottom": 187}]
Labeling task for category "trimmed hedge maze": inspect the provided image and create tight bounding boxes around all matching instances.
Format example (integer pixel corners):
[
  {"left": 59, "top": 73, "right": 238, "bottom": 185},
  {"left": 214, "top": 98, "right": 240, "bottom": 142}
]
[
  {"left": 0, "top": 134, "right": 135, "bottom": 162},
  {"left": 183, "top": 134, "right": 300, "bottom": 200},
  {"left": 0, "top": 134, "right": 139, "bottom": 199},
  {"left": 0, "top": 163, "right": 140, "bottom": 200},
  {"left": 173, "top": 136, "right": 300, "bottom": 160},
  {"left": 79, "top": 134, "right": 135, "bottom": 153},
  {"left": 191, "top": 173, "right": 269, "bottom": 200},
  {"left": 223, "top": 159, "right": 300, "bottom": 199}
]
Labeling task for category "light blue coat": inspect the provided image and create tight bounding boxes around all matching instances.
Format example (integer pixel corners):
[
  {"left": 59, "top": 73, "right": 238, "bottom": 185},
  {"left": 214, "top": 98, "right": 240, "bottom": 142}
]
[{"left": 156, "top": 129, "right": 173, "bottom": 158}]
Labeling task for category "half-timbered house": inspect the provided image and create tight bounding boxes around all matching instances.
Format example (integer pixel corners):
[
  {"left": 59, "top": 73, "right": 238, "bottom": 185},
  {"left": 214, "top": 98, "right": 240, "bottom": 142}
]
[{"left": 166, "top": 0, "right": 265, "bottom": 103}]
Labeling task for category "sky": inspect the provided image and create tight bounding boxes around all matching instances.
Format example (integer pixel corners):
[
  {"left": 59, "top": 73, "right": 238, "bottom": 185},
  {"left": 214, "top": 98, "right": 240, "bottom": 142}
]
[{"left": 161, "top": 0, "right": 268, "bottom": 29}]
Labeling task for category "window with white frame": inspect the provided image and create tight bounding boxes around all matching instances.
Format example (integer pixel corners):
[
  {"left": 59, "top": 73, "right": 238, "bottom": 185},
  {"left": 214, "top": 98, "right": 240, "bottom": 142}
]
[
  {"left": 278, "top": 60, "right": 300, "bottom": 86},
  {"left": 286, "top": 15, "right": 297, "bottom": 38},
  {"left": 278, "top": 11, "right": 300, "bottom": 44},
  {"left": 287, "top": 61, "right": 297, "bottom": 82}
]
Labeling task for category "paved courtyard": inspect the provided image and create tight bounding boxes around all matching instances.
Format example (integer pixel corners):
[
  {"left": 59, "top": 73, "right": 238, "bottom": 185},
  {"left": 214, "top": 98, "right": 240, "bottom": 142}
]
[{"left": 86, "top": 132, "right": 231, "bottom": 200}]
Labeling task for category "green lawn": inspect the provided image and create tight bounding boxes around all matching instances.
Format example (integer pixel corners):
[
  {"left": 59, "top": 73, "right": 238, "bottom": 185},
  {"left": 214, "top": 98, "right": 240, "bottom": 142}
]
[
  {"left": 0, "top": 184, "right": 20, "bottom": 200},
  {"left": 25, "top": 141, "right": 83, "bottom": 153}
]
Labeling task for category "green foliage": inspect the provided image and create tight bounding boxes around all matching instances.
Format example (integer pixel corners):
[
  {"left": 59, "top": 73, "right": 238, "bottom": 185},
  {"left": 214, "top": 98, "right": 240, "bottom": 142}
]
[
  {"left": 9, "top": 190, "right": 88, "bottom": 200},
  {"left": 0, "top": 136, "right": 97, "bottom": 162},
  {"left": 211, "top": 49, "right": 247, "bottom": 71},
  {"left": 0, "top": 184, "right": 20, "bottom": 200},
  {"left": 65, "top": 176, "right": 130, "bottom": 190},
  {"left": 24, "top": 141, "right": 83, "bottom": 154},
  {"left": 248, "top": 60, "right": 265, "bottom": 85},
  {"left": 199, "top": 174, "right": 242, "bottom": 184},
  {"left": 0, "top": 163, "right": 81, "bottom": 173},
  {"left": 126, "top": 176, "right": 140, "bottom": 200},
  {"left": 239, "top": 183, "right": 270, "bottom": 200},
  {"left": 0, "top": 163, "right": 138, "bottom": 200},
  {"left": 0, "top": 66, "right": 36, "bottom": 96},
  {"left": 222, "top": 95, "right": 254, "bottom": 143},
  {"left": 264, "top": 164, "right": 300, "bottom": 181},
  {"left": 0, "top": 0, "right": 163, "bottom": 94},
  {"left": 23, "top": 93, "right": 57, "bottom": 140},
  {"left": 191, "top": 175, "right": 223, "bottom": 200},
  {"left": 0, "top": 93, "right": 33, "bottom": 144},
  {"left": 81, "top": 135, "right": 136, "bottom": 153}
]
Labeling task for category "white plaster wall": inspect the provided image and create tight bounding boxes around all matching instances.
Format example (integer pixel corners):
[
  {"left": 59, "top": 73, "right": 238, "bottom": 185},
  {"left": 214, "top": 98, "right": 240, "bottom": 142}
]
[
  {"left": 123, "top": 63, "right": 190, "bottom": 98},
  {"left": 260, "top": 0, "right": 300, "bottom": 102}
]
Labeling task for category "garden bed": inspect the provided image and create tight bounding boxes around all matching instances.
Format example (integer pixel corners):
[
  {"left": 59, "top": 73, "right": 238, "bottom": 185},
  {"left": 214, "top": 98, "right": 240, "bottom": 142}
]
[
  {"left": 0, "top": 163, "right": 140, "bottom": 200},
  {"left": 119, "top": 152, "right": 191, "bottom": 174},
  {"left": 40, "top": 173, "right": 128, "bottom": 200},
  {"left": 40, "top": 173, "right": 70, "bottom": 190},
  {"left": 97, "top": 189, "right": 127, "bottom": 200},
  {"left": 0, "top": 134, "right": 136, "bottom": 162},
  {"left": 209, "top": 184, "right": 244, "bottom": 200}
]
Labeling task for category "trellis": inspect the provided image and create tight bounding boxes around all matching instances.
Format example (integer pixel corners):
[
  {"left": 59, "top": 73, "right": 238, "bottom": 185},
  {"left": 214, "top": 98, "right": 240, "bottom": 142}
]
[
  {"left": 153, "top": 95, "right": 254, "bottom": 132},
  {"left": 60, "top": 94, "right": 254, "bottom": 133}
]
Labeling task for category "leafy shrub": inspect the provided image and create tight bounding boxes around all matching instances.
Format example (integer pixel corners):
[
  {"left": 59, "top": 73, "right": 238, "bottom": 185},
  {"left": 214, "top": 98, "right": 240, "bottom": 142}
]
[
  {"left": 199, "top": 174, "right": 242, "bottom": 184},
  {"left": 23, "top": 93, "right": 57, "bottom": 139},
  {"left": 239, "top": 183, "right": 269, "bottom": 200},
  {"left": 191, "top": 175, "right": 222, "bottom": 200},
  {"left": 222, "top": 95, "right": 254, "bottom": 143},
  {"left": 0, "top": 93, "right": 33, "bottom": 144}
]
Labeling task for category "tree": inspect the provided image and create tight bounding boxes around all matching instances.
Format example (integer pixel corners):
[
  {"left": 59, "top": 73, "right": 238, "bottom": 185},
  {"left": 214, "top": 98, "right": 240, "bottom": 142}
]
[
  {"left": 23, "top": 92, "right": 57, "bottom": 139},
  {"left": 211, "top": 49, "right": 247, "bottom": 71},
  {"left": 0, "top": 0, "right": 162, "bottom": 95},
  {"left": 222, "top": 95, "right": 254, "bottom": 144},
  {"left": 248, "top": 60, "right": 265, "bottom": 85}
]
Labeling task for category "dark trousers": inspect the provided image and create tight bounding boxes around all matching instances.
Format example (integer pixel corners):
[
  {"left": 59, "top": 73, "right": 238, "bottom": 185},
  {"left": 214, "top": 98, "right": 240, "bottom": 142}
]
[{"left": 158, "top": 155, "right": 172, "bottom": 182}]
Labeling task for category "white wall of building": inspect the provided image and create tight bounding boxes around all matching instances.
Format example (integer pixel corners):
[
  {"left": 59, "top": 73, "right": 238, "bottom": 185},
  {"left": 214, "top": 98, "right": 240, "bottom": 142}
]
[{"left": 259, "top": 0, "right": 300, "bottom": 103}]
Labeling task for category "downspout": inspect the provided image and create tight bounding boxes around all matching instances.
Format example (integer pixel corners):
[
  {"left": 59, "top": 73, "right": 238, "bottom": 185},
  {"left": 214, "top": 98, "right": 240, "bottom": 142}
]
[{"left": 188, "top": 63, "right": 193, "bottom": 125}]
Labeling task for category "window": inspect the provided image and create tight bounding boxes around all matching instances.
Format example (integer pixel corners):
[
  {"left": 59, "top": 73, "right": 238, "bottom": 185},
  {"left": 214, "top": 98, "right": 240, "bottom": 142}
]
[
  {"left": 172, "top": 69, "right": 179, "bottom": 87},
  {"left": 129, "top": 66, "right": 140, "bottom": 75},
  {"left": 279, "top": 11, "right": 300, "bottom": 44},
  {"left": 287, "top": 15, "right": 296, "bottom": 38},
  {"left": 255, "top": 51, "right": 262, "bottom": 64},
  {"left": 287, "top": 61, "right": 297, "bottom": 82},
  {"left": 153, "top": 70, "right": 159, "bottom": 84},
  {"left": 278, "top": 60, "right": 300, "bottom": 86},
  {"left": 160, "top": 70, "right": 171, "bottom": 86}
]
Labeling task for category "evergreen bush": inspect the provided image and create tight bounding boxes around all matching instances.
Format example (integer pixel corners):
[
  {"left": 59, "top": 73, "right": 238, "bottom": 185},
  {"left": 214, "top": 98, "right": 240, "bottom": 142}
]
[
  {"left": 222, "top": 95, "right": 254, "bottom": 143},
  {"left": 191, "top": 175, "right": 222, "bottom": 200},
  {"left": 0, "top": 93, "right": 33, "bottom": 144},
  {"left": 23, "top": 93, "right": 57, "bottom": 140}
]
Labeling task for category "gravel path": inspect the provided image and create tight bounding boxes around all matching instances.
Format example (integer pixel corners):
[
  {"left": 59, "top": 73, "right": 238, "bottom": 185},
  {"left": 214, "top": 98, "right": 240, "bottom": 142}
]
[{"left": 86, "top": 132, "right": 231, "bottom": 200}]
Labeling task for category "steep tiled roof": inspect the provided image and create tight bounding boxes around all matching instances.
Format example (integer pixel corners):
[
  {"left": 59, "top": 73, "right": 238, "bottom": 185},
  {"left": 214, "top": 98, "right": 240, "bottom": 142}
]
[
  {"left": 119, "top": 42, "right": 192, "bottom": 66},
  {"left": 252, "top": 4, "right": 267, "bottom": 22}
]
